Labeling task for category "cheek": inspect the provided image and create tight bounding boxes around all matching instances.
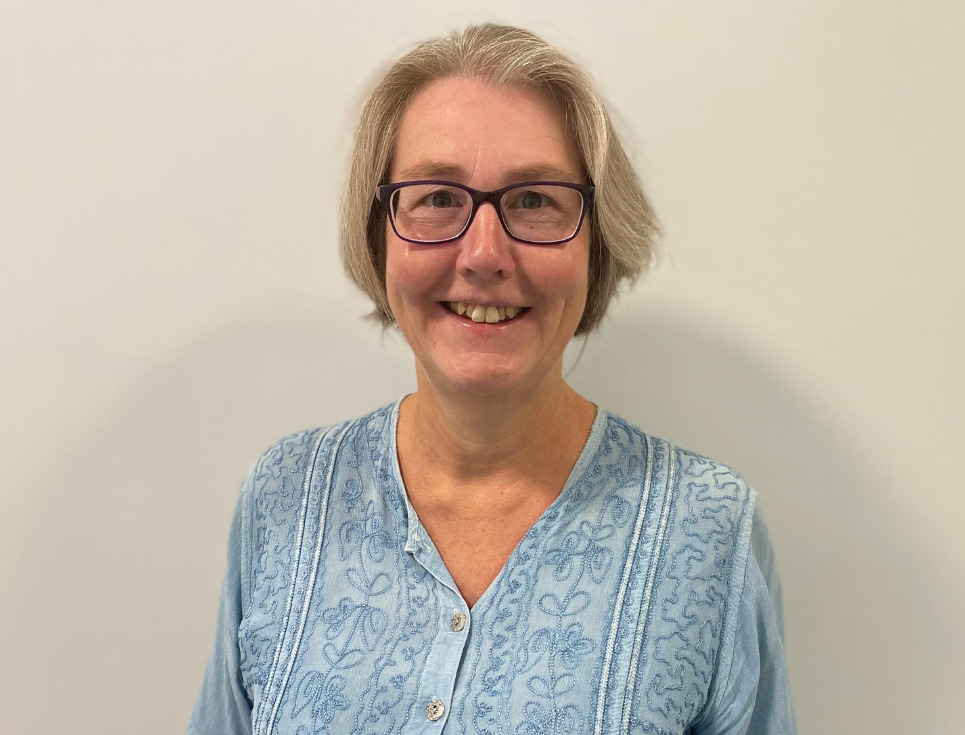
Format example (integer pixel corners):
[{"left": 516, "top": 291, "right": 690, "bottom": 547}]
[
  {"left": 548, "top": 245, "right": 590, "bottom": 324},
  {"left": 538, "top": 246, "right": 590, "bottom": 303},
  {"left": 571, "top": 239, "right": 591, "bottom": 301},
  {"left": 384, "top": 241, "right": 421, "bottom": 300},
  {"left": 384, "top": 239, "right": 452, "bottom": 315}
]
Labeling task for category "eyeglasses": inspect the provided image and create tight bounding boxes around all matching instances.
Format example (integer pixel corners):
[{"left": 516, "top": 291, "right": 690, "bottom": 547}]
[{"left": 375, "top": 180, "right": 595, "bottom": 246}]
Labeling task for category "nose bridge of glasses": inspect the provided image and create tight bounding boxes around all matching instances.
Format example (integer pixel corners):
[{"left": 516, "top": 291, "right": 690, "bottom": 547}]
[
  {"left": 469, "top": 188, "right": 504, "bottom": 217},
  {"left": 465, "top": 189, "right": 509, "bottom": 241}
]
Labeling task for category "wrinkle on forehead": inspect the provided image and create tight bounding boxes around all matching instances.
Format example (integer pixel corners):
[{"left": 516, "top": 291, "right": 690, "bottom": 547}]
[
  {"left": 391, "top": 76, "right": 582, "bottom": 186},
  {"left": 467, "top": 141, "right": 481, "bottom": 184}
]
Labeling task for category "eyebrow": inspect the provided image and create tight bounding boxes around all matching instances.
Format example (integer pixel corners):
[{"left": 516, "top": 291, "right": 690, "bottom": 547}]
[{"left": 394, "top": 161, "right": 585, "bottom": 185}]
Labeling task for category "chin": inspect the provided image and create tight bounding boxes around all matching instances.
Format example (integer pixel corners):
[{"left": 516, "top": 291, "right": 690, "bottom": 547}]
[{"left": 434, "top": 357, "right": 554, "bottom": 400}]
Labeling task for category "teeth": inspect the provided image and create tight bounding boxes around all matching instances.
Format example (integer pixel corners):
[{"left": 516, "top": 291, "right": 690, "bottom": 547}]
[{"left": 447, "top": 302, "right": 525, "bottom": 323}]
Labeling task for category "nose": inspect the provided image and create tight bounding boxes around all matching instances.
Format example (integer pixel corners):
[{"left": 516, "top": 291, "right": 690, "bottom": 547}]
[{"left": 455, "top": 201, "right": 516, "bottom": 280}]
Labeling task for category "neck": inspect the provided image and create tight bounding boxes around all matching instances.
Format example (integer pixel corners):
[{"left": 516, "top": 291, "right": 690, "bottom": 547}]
[{"left": 397, "top": 363, "right": 596, "bottom": 497}]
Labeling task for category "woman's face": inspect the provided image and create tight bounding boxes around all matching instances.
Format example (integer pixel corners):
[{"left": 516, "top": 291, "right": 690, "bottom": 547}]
[{"left": 385, "top": 76, "right": 590, "bottom": 399}]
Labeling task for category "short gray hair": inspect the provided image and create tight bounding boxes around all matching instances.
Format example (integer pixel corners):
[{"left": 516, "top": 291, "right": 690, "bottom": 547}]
[{"left": 340, "top": 23, "right": 658, "bottom": 335}]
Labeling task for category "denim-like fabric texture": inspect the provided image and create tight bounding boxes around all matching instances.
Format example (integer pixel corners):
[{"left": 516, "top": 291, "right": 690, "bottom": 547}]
[{"left": 190, "top": 401, "right": 795, "bottom": 734}]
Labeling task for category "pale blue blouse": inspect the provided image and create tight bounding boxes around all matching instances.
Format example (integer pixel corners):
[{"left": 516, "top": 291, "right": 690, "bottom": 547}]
[{"left": 190, "top": 401, "right": 795, "bottom": 734}]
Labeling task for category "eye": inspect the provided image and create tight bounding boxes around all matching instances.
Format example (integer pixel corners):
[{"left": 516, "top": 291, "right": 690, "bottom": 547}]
[
  {"left": 427, "top": 190, "right": 456, "bottom": 208},
  {"left": 504, "top": 186, "right": 561, "bottom": 212},
  {"left": 518, "top": 191, "right": 545, "bottom": 209}
]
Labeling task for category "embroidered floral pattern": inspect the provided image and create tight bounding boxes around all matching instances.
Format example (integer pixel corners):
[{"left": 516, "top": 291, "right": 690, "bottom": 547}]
[{"left": 230, "top": 405, "right": 758, "bottom": 735}]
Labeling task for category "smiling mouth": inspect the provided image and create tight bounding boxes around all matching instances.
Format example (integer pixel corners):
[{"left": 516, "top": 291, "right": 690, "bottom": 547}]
[{"left": 445, "top": 302, "right": 529, "bottom": 324}]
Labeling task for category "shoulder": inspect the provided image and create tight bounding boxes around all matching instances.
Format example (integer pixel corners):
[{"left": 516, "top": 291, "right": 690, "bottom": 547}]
[
  {"left": 662, "top": 442, "right": 758, "bottom": 620},
  {"left": 240, "top": 402, "right": 397, "bottom": 507},
  {"left": 236, "top": 402, "right": 398, "bottom": 565},
  {"left": 244, "top": 428, "right": 325, "bottom": 499},
  {"left": 671, "top": 444, "right": 756, "bottom": 535},
  {"left": 601, "top": 411, "right": 758, "bottom": 621},
  {"left": 600, "top": 411, "right": 755, "bottom": 520},
  {"left": 233, "top": 402, "right": 398, "bottom": 620},
  {"left": 597, "top": 411, "right": 758, "bottom": 610}
]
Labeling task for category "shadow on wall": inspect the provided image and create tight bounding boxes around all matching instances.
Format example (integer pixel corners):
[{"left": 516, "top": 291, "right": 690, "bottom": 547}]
[
  {"left": 568, "top": 308, "right": 945, "bottom": 734},
  {"left": 0, "top": 308, "right": 416, "bottom": 735},
  {"left": 0, "top": 306, "right": 947, "bottom": 734}
]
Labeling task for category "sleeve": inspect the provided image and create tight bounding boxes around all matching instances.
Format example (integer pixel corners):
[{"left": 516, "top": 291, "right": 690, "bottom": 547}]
[
  {"left": 695, "top": 502, "right": 797, "bottom": 735},
  {"left": 188, "top": 492, "right": 254, "bottom": 735}
]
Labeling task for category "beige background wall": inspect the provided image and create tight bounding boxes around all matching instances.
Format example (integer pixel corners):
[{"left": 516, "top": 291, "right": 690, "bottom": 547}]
[{"left": 2, "top": 1, "right": 962, "bottom": 732}]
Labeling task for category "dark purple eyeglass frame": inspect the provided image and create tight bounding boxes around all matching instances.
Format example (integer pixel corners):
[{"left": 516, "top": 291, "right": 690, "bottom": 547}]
[{"left": 374, "top": 179, "right": 596, "bottom": 246}]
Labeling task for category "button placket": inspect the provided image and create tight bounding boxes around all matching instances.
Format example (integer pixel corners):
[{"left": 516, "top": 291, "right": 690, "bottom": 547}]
[{"left": 403, "top": 523, "right": 468, "bottom": 730}]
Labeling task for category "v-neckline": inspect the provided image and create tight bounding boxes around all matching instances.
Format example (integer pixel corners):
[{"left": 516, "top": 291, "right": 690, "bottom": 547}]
[{"left": 385, "top": 397, "right": 608, "bottom": 611}]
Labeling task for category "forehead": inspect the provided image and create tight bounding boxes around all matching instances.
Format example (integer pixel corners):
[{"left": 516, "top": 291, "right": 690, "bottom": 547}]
[{"left": 391, "top": 76, "right": 583, "bottom": 184}]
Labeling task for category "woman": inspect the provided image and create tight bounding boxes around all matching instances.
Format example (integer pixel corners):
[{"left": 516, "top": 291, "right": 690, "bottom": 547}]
[{"left": 190, "top": 24, "right": 795, "bottom": 735}]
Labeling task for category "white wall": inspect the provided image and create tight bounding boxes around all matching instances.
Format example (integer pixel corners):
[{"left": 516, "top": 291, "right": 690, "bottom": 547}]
[{"left": 1, "top": 1, "right": 962, "bottom": 732}]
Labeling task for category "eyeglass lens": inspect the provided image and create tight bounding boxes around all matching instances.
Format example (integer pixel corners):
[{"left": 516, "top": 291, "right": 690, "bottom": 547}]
[{"left": 389, "top": 183, "right": 585, "bottom": 244}]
